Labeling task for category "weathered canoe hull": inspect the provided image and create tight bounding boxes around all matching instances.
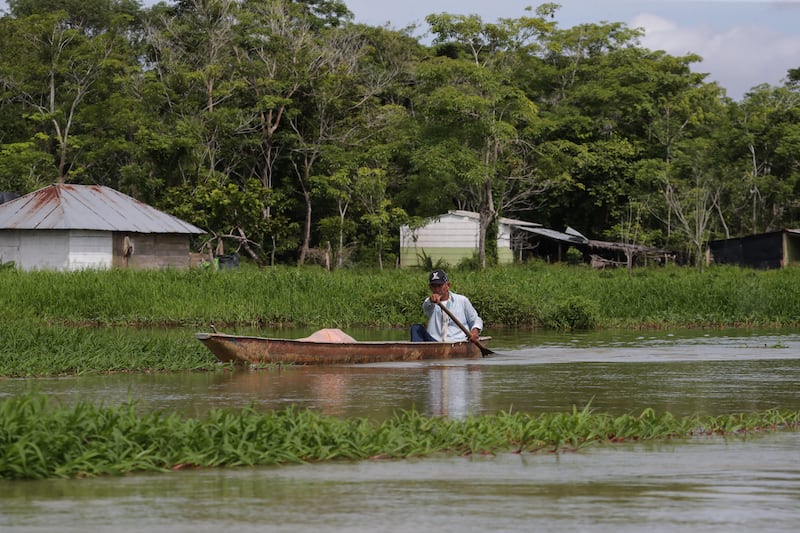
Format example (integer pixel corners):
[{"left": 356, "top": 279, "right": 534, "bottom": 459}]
[{"left": 195, "top": 332, "right": 488, "bottom": 365}]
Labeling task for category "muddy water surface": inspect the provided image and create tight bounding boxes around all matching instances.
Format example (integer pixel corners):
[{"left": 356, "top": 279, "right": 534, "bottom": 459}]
[{"left": 1, "top": 327, "right": 799, "bottom": 532}]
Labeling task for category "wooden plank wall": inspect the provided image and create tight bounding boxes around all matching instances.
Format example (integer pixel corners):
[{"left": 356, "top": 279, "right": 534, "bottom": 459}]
[{"left": 112, "top": 233, "right": 192, "bottom": 269}]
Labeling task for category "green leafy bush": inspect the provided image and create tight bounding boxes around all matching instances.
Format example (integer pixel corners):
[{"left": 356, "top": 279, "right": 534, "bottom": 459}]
[{"left": 542, "top": 296, "right": 599, "bottom": 330}]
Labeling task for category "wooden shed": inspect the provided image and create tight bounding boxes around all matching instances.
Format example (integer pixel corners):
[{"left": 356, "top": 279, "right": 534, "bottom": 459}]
[
  {"left": 513, "top": 225, "right": 589, "bottom": 263},
  {"left": 0, "top": 184, "right": 205, "bottom": 271},
  {"left": 707, "top": 230, "right": 800, "bottom": 269},
  {"left": 399, "top": 210, "right": 540, "bottom": 268},
  {"left": 511, "top": 225, "right": 674, "bottom": 267}
]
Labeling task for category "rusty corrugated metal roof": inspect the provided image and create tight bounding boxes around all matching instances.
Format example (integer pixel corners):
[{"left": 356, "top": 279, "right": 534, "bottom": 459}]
[{"left": 0, "top": 184, "right": 205, "bottom": 234}]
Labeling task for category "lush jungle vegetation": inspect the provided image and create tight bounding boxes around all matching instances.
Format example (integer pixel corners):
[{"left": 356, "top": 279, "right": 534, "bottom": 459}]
[
  {"left": 1, "top": 1, "right": 799, "bottom": 269},
  {"left": 1, "top": 393, "right": 798, "bottom": 479}
]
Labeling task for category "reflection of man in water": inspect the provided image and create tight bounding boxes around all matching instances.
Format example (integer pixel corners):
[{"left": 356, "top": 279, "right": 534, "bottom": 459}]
[
  {"left": 411, "top": 269, "right": 483, "bottom": 342},
  {"left": 428, "top": 366, "right": 483, "bottom": 418},
  {"left": 312, "top": 372, "right": 349, "bottom": 416}
]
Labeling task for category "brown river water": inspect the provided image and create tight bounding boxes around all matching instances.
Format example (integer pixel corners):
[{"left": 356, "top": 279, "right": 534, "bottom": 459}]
[{"left": 1, "top": 327, "right": 800, "bottom": 532}]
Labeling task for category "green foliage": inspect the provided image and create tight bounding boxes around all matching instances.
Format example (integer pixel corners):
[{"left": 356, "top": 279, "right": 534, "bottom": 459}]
[
  {"left": 485, "top": 217, "right": 498, "bottom": 265},
  {"left": 0, "top": 142, "right": 56, "bottom": 193},
  {"left": 0, "top": 264, "right": 798, "bottom": 376},
  {"left": 162, "top": 177, "right": 286, "bottom": 259},
  {"left": 415, "top": 249, "right": 449, "bottom": 271},
  {"left": 541, "top": 296, "right": 599, "bottom": 330},
  {"left": 565, "top": 247, "right": 583, "bottom": 265},
  {"left": 457, "top": 252, "right": 481, "bottom": 270},
  {"left": 0, "top": 2, "right": 799, "bottom": 268},
  {"left": 0, "top": 321, "right": 215, "bottom": 377},
  {"left": 2, "top": 393, "right": 797, "bottom": 479},
  {"left": 1, "top": 264, "right": 799, "bottom": 332}
]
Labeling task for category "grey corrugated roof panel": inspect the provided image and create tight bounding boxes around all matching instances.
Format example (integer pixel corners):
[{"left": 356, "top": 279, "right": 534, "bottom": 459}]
[
  {"left": 503, "top": 218, "right": 542, "bottom": 228},
  {"left": 517, "top": 226, "right": 589, "bottom": 244},
  {"left": 0, "top": 184, "right": 205, "bottom": 234},
  {"left": 447, "top": 209, "right": 542, "bottom": 227}
]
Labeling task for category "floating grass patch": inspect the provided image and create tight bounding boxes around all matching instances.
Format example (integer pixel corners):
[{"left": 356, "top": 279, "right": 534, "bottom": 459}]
[{"left": 1, "top": 395, "right": 798, "bottom": 480}]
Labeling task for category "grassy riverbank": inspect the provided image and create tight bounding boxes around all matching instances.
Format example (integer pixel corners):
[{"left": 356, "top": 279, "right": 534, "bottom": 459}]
[
  {"left": 1, "top": 394, "right": 798, "bottom": 480},
  {"left": 1, "top": 263, "right": 798, "bottom": 376},
  {"left": 0, "top": 322, "right": 216, "bottom": 376},
  {"left": 2, "top": 263, "right": 799, "bottom": 329}
]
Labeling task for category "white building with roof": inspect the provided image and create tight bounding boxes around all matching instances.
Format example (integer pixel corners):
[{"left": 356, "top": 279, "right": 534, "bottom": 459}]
[
  {"left": 0, "top": 184, "right": 205, "bottom": 271},
  {"left": 399, "top": 210, "right": 540, "bottom": 268}
]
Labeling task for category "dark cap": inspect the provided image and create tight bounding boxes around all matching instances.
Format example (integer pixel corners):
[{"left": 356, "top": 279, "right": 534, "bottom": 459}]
[{"left": 428, "top": 269, "right": 448, "bottom": 285}]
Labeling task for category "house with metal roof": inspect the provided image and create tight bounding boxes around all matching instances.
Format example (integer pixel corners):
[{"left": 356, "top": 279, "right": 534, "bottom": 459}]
[
  {"left": 399, "top": 210, "right": 541, "bottom": 267},
  {"left": 0, "top": 184, "right": 205, "bottom": 271}
]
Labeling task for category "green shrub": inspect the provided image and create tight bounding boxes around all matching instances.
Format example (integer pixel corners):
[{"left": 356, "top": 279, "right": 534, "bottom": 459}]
[
  {"left": 542, "top": 296, "right": 599, "bottom": 330},
  {"left": 566, "top": 247, "right": 583, "bottom": 265}
]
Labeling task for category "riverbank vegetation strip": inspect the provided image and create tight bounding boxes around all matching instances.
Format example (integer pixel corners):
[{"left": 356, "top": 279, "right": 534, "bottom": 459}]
[
  {"left": 2, "top": 265, "right": 798, "bottom": 376},
  {"left": 0, "top": 321, "right": 218, "bottom": 377},
  {"left": 2, "top": 264, "right": 799, "bottom": 329},
  {"left": 1, "top": 395, "right": 798, "bottom": 480}
]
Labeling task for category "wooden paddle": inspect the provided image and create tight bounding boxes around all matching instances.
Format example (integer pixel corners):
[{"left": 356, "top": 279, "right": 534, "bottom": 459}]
[{"left": 436, "top": 301, "right": 493, "bottom": 357}]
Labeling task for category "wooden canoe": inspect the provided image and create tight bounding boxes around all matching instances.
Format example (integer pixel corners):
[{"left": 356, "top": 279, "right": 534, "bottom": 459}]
[{"left": 194, "top": 331, "right": 491, "bottom": 365}]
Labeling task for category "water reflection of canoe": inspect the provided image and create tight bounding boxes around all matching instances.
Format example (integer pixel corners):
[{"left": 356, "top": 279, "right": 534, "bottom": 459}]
[{"left": 194, "top": 330, "right": 490, "bottom": 365}]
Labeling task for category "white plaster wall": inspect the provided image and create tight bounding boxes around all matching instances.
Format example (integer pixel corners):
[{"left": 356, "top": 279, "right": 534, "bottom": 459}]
[
  {"left": 0, "top": 230, "right": 21, "bottom": 266},
  {"left": 401, "top": 214, "right": 479, "bottom": 248},
  {"left": 0, "top": 229, "right": 112, "bottom": 270},
  {"left": 19, "top": 230, "right": 70, "bottom": 270},
  {"left": 401, "top": 213, "right": 513, "bottom": 249},
  {"left": 67, "top": 230, "right": 113, "bottom": 270}
]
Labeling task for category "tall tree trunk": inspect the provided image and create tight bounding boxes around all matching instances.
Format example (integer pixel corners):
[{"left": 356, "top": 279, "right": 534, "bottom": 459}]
[
  {"left": 478, "top": 173, "right": 497, "bottom": 269},
  {"left": 299, "top": 188, "right": 312, "bottom": 265}
]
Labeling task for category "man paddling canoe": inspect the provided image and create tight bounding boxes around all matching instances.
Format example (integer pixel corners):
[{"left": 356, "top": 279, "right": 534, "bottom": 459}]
[{"left": 410, "top": 269, "right": 484, "bottom": 343}]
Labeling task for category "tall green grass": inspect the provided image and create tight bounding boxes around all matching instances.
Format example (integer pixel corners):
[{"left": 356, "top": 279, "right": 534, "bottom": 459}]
[
  {"left": 1, "top": 394, "right": 797, "bottom": 480},
  {"left": 0, "top": 322, "right": 217, "bottom": 377},
  {"left": 2, "top": 264, "right": 797, "bottom": 376},
  {"left": 1, "top": 264, "right": 798, "bottom": 328}
]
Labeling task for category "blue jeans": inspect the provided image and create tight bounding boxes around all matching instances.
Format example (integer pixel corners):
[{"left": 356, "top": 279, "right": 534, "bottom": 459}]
[{"left": 410, "top": 324, "right": 437, "bottom": 342}]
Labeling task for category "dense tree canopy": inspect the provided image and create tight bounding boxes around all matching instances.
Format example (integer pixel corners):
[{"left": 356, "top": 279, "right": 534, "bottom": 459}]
[{"left": 0, "top": 0, "right": 798, "bottom": 268}]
